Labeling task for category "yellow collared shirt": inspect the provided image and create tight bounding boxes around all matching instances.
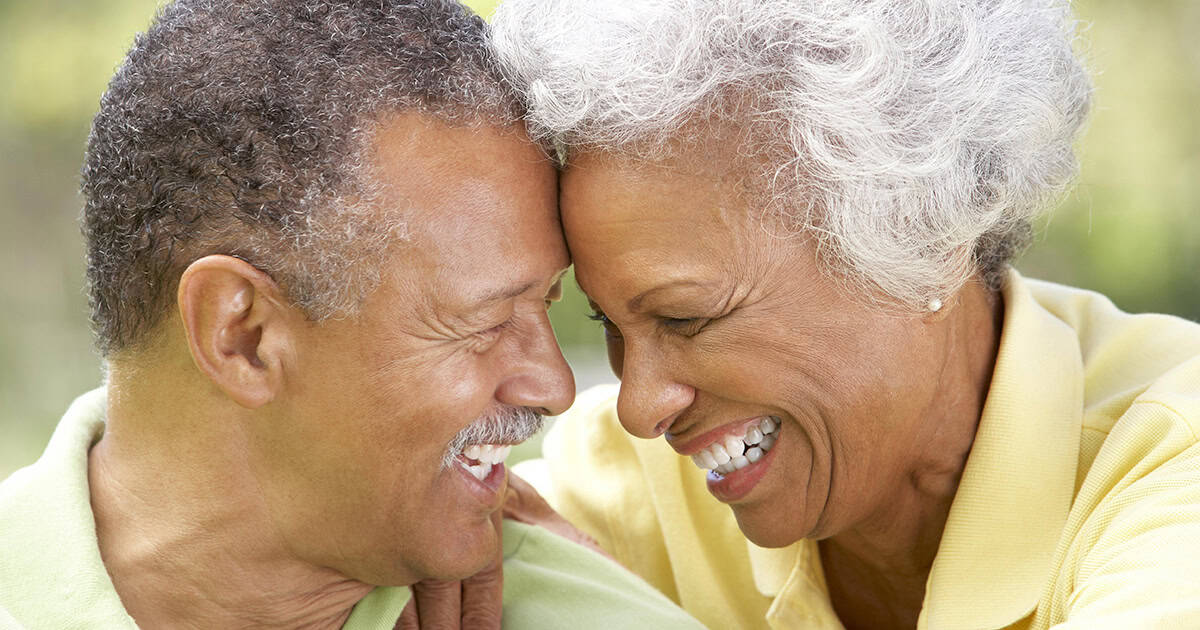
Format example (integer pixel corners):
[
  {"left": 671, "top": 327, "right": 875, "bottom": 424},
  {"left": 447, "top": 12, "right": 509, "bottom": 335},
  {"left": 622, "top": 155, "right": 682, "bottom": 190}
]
[{"left": 520, "top": 271, "right": 1200, "bottom": 629}]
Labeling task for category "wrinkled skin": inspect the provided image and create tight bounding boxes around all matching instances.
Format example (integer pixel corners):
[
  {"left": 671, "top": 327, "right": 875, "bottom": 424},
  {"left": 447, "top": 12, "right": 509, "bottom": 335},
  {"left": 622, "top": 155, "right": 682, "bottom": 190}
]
[
  {"left": 89, "top": 114, "right": 576, "bottom": 629},
  {"left": 559, "top": 147, "right": 1001, "bottom": 629},
  {"left": 256, "top": 115, "right": 577, "bottom": 586}
]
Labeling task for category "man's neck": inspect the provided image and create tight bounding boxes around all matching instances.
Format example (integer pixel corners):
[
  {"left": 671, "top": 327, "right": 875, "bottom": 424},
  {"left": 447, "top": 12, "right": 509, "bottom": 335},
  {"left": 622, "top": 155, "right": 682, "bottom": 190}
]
[{"left": 89, "top": 364, "right": 373, "bottom": 629}]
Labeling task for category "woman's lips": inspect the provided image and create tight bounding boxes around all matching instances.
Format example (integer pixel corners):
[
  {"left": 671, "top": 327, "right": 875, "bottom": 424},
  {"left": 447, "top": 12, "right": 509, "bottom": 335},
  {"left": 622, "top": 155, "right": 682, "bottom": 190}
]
[
  {"left": 706, "top": 431, "right": 780, "bottom": 503},
  {"left": 679, "top": 416, "right": 779, "bottom": 472},
  {"left": 667, "top": 415, "right": 777, "bottom": 455},
  {"left": 668, "top": 416, "right": 782, "bottom": 503}
]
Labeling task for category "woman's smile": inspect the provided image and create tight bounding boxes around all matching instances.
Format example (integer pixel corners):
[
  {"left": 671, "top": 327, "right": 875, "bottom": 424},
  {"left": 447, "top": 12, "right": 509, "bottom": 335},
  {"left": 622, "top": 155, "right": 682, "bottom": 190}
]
[{"left": 666, "top": 416, "right": 783, "bottom": 501}]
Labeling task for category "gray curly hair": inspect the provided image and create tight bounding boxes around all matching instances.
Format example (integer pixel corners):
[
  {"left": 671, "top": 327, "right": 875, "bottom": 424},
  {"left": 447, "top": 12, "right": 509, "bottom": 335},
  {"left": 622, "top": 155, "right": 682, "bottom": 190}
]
[
  {"left": 83, "top": 0, "right": 519, "bottom": 356},
  {"left": 491, "top": 0, "right": 1092, "bottom": 307}
]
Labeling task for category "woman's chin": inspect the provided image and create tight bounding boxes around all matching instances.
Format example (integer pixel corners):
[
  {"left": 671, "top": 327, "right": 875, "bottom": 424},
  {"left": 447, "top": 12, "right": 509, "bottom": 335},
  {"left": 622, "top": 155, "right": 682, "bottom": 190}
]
[{"left": 730, "top": 503, "right": 815, "bottom": 549}]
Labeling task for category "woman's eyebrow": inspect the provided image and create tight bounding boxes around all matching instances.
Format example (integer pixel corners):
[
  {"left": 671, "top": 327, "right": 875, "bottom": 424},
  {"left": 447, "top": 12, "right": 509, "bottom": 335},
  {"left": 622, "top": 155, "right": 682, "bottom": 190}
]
[{"left": 627, "top": 279, "right": 714, "bottom": 312}]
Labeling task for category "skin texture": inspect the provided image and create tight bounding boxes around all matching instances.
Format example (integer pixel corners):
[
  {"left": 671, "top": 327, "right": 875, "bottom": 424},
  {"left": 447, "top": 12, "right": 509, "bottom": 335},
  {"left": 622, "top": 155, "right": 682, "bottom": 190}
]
[
  {"left": 397, "top": 475, "right": 610, "bottom": 630},
  {"left": 559, "top": 147, "right": 1003, "bottom": 630},
  {"left": 87, "top": 114, "right": 574, "bottom": 629},
  {"left": 398, "top": 510, "right": 505, "bottom": 630}
]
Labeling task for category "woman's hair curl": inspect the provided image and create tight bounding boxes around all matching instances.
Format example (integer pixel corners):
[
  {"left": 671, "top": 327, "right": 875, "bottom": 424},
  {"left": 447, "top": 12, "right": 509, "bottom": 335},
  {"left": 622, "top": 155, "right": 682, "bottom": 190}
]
[{"left": 492, "top": 0, "right": 1092, "bottom": 306}]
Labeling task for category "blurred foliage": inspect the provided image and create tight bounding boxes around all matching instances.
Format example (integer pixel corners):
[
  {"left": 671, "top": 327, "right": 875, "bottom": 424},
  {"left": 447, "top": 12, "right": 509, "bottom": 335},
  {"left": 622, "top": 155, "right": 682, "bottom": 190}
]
[{"left": 1, "top": 0, "right": 1196, "bottom": 478}]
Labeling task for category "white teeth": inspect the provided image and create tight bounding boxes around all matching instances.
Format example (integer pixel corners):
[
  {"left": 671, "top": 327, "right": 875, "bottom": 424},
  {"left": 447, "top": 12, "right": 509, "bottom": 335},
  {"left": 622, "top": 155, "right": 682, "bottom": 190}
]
[
  {"left": 723, "top": 435, "right": 745, "bottom": 458},
  {"left": 476, "top": 444, "right": 511, "bottom": 465},
  {"left": 466, "top": 462, "right": 492, "bottom": 481},
  {"left": 686, "top": 416, "right": 782, "bottom": 474},
  {"left": 711, "top": 443, "right": 731, "bottom": 465},
  {"left": 459, "top": 443, "right": 512, "bottom": 469}
]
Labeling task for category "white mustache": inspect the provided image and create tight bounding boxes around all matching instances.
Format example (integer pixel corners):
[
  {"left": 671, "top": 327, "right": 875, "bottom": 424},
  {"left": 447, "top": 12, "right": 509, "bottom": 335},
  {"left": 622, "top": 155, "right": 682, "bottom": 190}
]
[{"left": 442, "top": 406, "right": 544, "bottom": 468}]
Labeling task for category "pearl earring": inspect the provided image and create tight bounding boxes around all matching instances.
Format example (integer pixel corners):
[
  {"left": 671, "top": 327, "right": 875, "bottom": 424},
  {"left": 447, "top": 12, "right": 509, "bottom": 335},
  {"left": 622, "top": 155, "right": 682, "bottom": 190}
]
[{"left": 928, "top": 298, "right": 943, "bottom": 312}]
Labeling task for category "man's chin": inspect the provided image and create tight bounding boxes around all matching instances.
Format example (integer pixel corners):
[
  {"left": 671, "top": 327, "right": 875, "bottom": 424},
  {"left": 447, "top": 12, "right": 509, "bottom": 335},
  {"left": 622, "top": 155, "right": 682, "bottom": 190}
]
[{"left": 416, "top": 523, "right": 501, "bottom": 583}]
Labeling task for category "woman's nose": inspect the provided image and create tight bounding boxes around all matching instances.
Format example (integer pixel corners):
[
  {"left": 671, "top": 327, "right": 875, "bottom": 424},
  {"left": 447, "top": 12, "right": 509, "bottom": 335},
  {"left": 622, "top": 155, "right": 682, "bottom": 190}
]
[{"left": 614, "top": 343, "right": 695, "bottom": 439}]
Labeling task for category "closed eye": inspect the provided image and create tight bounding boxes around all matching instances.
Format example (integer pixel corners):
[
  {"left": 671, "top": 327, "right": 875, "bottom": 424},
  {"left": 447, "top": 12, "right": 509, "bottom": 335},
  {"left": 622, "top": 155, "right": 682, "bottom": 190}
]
[
  {"left": 586, "top": 309, "right": 622, "bottom": 339},
  {"left": 475, "top": 318, "right": 513, "bottom": 343},
  {"left": 660, "top": 316, "right": 708, "bottom": 336}
]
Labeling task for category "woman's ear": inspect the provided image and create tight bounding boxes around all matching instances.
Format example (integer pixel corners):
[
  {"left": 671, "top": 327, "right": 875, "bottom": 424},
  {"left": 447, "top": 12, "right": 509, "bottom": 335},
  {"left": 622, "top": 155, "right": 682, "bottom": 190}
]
[{"left": 177, "top": 255, "right": 294, "bottom": 409}]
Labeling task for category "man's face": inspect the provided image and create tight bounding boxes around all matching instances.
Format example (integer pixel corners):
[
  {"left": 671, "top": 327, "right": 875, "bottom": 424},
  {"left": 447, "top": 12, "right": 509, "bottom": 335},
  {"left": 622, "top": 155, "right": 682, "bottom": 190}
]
[{"left": 247, "top": 114, "right": 574, "bottom": 585}]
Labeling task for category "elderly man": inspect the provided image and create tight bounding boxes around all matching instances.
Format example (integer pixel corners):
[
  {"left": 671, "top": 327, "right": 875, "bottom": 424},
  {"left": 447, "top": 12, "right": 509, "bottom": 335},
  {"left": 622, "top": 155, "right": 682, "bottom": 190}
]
[{"left": 0, "top": 1, "right": 704, "bottom": 628}]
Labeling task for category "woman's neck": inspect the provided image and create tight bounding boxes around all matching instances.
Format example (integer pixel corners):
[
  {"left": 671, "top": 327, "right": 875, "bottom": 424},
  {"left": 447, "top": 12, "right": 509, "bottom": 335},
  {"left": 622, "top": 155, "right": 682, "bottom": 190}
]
[{"left": 821, "top": 285, "right": 1004, "bottom": 629}]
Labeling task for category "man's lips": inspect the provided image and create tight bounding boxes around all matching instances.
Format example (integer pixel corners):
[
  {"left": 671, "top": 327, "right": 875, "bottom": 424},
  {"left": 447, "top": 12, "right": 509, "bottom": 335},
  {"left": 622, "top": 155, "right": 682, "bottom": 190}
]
[
  {"left": 457, "top": 443, "right": 513, "bottom": 481},
  {"left": 451, "top": 451, "right": 509, "bottom": 508}
]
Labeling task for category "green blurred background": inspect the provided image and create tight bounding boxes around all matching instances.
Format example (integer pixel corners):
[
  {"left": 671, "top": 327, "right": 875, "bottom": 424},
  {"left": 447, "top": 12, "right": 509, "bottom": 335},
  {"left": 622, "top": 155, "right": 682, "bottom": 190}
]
[{"left": 1, "top": 0, "right": 1197, "bottom": 478}]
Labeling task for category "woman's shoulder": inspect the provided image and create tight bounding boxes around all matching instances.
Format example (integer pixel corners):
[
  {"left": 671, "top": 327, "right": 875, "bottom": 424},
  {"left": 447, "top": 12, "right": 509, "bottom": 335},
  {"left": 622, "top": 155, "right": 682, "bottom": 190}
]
[
  {"left": 532, "top": 384, "right": 699, "bottom": 604},
  {"left": 541, "top": 383, "right": 698, "bottom": 498},
  {"left": 534, "top": 384, "right": 778, "bottom": 625},
  {"left": 549, "top": 383, "right": 625, "bottom": 442},
  {"left": 1019, "top": 274, "right": 1200, "bottom": 433},
  {"left": 1022, "top": 275, "right": 1200, "bottom": 368}
]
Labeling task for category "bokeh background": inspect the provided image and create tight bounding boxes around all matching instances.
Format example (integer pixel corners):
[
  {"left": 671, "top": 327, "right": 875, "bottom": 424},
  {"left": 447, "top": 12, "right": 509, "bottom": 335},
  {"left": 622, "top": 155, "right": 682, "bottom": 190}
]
[{"left": 1, "top": 0, "right": 1197, "bottom": 478}]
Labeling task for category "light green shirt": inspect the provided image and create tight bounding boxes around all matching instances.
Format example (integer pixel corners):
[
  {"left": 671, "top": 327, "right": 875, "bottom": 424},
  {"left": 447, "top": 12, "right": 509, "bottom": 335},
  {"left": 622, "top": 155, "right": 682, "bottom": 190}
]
[{"left": 0, "top": 389, "right": 705, "bottom": 629}]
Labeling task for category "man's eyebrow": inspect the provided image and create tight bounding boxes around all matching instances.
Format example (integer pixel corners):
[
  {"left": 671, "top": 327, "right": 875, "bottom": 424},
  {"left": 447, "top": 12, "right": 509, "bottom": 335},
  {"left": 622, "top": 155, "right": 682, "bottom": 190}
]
[
  {"left": 471, "top": 280, "right": 539, "bottom": 305},
  {"left": 471, "top": 269, "right": 569, "bottom": 305}
]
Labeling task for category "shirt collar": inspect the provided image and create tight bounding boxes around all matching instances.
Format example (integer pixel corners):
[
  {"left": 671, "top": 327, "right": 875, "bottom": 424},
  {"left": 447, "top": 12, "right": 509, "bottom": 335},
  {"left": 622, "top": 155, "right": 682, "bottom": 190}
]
[
  {"left": 3, "top": 388, "right": 411, "bottom": 629},
  {"left": 0, "top": 388, "right": 138, "bottom": 628},
  {"left": 918, "top": 270, "right": 1083, "bottom": 629},
  {"left": 746, "top": 538, "right": 802, "bottom": 597}
]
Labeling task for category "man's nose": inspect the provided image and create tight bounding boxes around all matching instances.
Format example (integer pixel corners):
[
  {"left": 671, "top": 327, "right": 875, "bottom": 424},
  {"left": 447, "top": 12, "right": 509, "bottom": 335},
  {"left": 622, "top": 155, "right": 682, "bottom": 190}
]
[
  {"left": 494, "top": 311, "right": 576, "bottom": 416},
  {"left": 614, "top": 340, "right": 694, "bottom": 439}
]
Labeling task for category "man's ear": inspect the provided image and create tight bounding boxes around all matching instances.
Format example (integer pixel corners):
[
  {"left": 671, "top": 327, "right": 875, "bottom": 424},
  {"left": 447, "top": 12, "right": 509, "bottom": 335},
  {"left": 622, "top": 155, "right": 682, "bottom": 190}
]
[{"left": 177, "top": 255, "right": 293, "bottom": 409}]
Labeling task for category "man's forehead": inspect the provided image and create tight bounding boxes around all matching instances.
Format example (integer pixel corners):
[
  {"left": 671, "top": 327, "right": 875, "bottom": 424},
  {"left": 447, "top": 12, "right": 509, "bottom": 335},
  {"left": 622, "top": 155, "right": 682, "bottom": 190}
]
[
  {"left": 362, "top": 111, "right": 565, "bottom": 309},
  {"left": 426, "top": 256, "right": 568, "bottom": 310},
  {"left": 369, "top": 111, "right": 540, "bottom": 176},
  {"left": 365, "top": 113, "right": 555, "bottom": 230}
]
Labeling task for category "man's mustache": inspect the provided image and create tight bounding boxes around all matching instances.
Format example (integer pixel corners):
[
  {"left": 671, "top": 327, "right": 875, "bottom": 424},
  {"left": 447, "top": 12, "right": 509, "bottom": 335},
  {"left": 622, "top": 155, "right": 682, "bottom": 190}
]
[{"left": 442, "top": 406, "right": 545, "bottom": 468}]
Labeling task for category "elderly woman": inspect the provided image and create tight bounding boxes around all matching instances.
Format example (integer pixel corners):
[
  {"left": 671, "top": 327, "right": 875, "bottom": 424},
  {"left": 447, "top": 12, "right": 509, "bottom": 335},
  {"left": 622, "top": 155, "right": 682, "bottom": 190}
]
[{"left": 489, "top": 1, "right": 1200, "bottom": 629}]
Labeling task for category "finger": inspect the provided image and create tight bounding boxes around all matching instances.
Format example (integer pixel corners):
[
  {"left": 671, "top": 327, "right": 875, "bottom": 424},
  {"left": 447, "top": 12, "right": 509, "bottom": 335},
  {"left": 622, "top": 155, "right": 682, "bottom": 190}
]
[
  {"left": 397, "top": 597, "right": 419, "bottom": 630},
  {"left": 460, "top": 509, "right": 505, "bottom": 630},
  {"left": 409, "top": 578, "right": 463, "bottom": 629},
  {"left": 501, "top": 472, "right": 552, "bottom": 522},
  {"left": 503, "top": 473, "right": 611, "bottom": 559}
]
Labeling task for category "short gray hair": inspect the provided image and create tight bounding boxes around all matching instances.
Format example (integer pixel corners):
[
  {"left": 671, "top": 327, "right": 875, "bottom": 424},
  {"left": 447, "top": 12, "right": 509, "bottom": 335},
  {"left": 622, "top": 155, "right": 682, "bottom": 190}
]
[
  {"left": 491, "top": 0, "right": 1092, "bottom": 307},
  {"left": 84, "top": 0, "right": 520, "bottom": 355}
]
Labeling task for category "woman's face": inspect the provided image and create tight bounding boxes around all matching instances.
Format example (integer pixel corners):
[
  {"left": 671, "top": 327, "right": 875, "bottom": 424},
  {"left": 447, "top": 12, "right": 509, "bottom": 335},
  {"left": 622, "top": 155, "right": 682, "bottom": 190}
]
[{"left": 560, "top": 151, "right": 956, "bottom": 547}]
